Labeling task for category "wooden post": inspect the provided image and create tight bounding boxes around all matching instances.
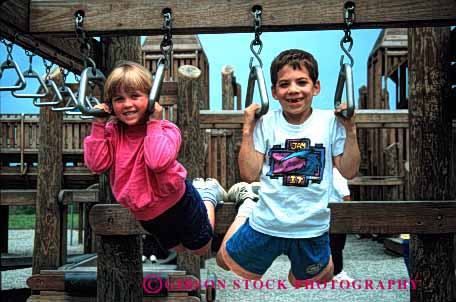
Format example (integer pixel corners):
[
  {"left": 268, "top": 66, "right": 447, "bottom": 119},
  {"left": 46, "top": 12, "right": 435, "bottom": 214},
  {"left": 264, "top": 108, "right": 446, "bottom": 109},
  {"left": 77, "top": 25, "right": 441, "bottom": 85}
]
[
  {"left": 176, "top": 64, "right": 204, "bottom": 280},
  {"left": 32, "top": 69, "right": 64, "bottom": 274},
  {"left": 408, "top": 27, "right": 455, "bottom": 302},
  {"left": 94, "top": 36, "right": 144, "bottom": 302},
  {"left": 222, "top": 65, "right": 234, "bottom": 110},
  {"left": 0, "top": 205, "right": 8, "bottom": 253},
  {"left": 383, "top": 143, "right": 399, "bottom": 201},
  {"left": 235, "top": 83, "right": 242, "bottom": 110},
  {"left": 97, "top": 235, "right": 143, "bottom": 302}
]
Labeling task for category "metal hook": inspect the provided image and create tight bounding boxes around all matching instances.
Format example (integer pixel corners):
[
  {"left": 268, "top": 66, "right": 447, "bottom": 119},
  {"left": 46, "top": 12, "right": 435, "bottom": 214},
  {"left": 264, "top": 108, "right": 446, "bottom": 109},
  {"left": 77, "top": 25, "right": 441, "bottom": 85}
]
[
  {"left": 339, "top": 37, "right": 354, "bottom": 67},
  {"left": 249, "top": 40, "right": 263, "bottom": 68}
]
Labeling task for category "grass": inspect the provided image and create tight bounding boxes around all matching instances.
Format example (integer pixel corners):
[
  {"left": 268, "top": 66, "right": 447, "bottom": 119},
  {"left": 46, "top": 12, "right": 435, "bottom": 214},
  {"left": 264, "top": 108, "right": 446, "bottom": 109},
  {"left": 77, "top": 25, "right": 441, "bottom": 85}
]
[{"left": 9, "top": 214, "right": 80, "bottom": 230}]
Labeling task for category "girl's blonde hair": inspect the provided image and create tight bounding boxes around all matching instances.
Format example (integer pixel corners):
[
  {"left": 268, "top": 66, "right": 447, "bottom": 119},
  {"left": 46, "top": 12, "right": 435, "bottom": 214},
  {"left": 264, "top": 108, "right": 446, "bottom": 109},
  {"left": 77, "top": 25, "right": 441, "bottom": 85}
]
[{"left": 104, "top": 61, "right": 152, "bottom": 105}]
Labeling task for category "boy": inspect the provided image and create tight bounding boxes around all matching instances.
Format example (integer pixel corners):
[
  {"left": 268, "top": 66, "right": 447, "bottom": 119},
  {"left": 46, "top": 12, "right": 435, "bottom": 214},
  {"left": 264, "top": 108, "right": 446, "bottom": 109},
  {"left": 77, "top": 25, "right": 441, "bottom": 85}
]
[{"left": 216, "top": 49, "right": 360, "bottom": 286}]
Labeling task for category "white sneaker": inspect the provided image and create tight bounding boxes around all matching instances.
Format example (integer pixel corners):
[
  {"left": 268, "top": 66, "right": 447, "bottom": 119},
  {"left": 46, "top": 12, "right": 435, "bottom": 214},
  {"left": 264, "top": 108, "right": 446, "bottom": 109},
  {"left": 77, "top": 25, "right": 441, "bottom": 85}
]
[
  {"left": 227, "top": 182, "right": 258, "bottom": 209},
  {"left": 142, "top": 255, "right": 148, "bottom": 263},
  {"left": 204, "top": 178, "right": 227, "bottom": 205},
  {"left": 192, "top": 178, "right": 206, "bottom": 190},
  {"left": 333, "top": 271, "right": 354, "bottom": 282}
]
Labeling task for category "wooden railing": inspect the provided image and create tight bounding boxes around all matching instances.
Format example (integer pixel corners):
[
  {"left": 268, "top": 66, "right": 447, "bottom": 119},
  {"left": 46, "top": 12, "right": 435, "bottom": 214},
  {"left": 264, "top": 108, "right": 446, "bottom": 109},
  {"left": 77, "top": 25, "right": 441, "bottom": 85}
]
[{"left": 1, "top": 110, "right": 410, "bottom": 187}]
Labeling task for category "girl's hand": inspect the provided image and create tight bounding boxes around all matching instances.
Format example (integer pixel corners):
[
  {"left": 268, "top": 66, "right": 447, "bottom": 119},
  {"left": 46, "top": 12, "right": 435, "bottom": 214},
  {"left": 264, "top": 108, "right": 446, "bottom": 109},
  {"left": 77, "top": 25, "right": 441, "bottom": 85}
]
[
  {"left": 93, "top": 103, "right": 112, "bottom": 124},
  {"left": 243, "top": 103, "right": 261, "bottom": 135},
  {"left": 334, "top": 103, "right": 356, "bottom": 134},
  {"left": 148, "top": 102, "right": 163, "bottom": 121}
]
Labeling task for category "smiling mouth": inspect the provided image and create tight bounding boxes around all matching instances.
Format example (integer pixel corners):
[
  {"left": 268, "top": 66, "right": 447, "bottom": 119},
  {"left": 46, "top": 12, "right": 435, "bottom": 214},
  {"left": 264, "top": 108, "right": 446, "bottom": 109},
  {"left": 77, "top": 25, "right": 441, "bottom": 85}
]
[
  {"left": 123, "top": 111, "right": 137, "bottom": 116},
  {"left": 286, "top": 98, "right": 303, "bottom": 103}
]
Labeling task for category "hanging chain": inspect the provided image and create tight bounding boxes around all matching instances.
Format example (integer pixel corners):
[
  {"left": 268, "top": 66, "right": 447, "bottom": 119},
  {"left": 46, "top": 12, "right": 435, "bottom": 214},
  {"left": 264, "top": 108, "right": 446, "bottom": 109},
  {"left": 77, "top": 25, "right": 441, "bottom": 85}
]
[
  {"left": 24, "top": 49, "right": 35, "bottom": 72},
  {"left": 342, "top": 3, "right": 355, "bottom": 44},
  {"left": 160, "top": 9, "right": 173, "bottom": 68},
  {"left": 1, "top": 38, "right": 14, "bottom": 61},
  {"left": 340, "top": 2, "right": 355, "bottom": 66},
  {"left": 250, "top": 6, "right": 263, "bottom": 68},
  {"left": 43, "top": 58, "right": 54, "bottom": 81},
  {"left": 74, "top": 11, "right": 95, "bottom": 69},
  {"left": 60, "top": 66, "right": 69, "bottom": 83}
]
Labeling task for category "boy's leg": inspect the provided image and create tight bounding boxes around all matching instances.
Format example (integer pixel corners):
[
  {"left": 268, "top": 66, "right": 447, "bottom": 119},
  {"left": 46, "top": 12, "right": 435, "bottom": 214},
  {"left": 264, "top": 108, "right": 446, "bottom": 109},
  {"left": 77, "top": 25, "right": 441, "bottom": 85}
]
[
  {"left": 329, "top": 233, "right": 346, "bottom": 275},
  {"left": 288, "top": 233, "right": 334, "bottom": 287},
  {"left": 216, "top": 182, "right": 258, "bottom": 270}
]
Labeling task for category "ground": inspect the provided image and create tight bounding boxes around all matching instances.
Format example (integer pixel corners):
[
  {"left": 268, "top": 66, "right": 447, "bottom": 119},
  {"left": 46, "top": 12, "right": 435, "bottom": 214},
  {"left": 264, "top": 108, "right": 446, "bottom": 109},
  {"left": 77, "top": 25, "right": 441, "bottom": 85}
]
[{"left": 3, "top": 231, "right": 411, "bottom": 301}]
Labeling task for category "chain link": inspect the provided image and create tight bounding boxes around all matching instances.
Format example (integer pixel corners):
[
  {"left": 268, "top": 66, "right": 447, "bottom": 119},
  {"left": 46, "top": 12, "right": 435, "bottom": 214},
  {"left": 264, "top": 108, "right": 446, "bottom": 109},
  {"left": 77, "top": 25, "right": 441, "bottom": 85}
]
[
  {"left": 339, "top": 2, "right": 355, "bottom": 67},
  {"left": 1, "top": 39, "right": 14, "bottom": 60},
  {"left": 60, "top": 67, "right": 69, "bottom": 83},
  {"left": 43, "top": 58, "right": 54, "bottom": 80},
  {"left": 160, "top": 10, "right": 173, "bottom": 67},
  {"left": 342, "top": 3, "right": 355, "bottom": 44},
  {"left": 74, "top": 11, "right": 93, "bottom": 69},
  {"left": 252, "top": 8, "right": 262, "bottom": 46},
  {"left": 25, "top": 49, "right": 35, "bottom": 71},
  {"left": 249, "top": 6, "right": 264, "bottom": 68}
]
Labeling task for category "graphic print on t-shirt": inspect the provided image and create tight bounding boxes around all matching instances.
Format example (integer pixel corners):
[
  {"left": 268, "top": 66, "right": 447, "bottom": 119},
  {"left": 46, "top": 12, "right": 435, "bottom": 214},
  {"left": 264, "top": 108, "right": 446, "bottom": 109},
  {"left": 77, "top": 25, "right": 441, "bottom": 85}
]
[{"left": 266, "top": 138, "right": 325, "bottom": 187}]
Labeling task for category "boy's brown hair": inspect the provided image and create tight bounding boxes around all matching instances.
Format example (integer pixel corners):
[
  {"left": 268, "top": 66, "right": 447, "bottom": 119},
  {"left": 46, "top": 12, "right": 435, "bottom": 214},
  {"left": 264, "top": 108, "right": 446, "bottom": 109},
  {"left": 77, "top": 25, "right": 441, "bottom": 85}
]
[
  {"left": 270, "top": 49, "right": 319, "bottom": 87},
  {"left": 104, "top": 61, "right": 152, "bottom": 105}
]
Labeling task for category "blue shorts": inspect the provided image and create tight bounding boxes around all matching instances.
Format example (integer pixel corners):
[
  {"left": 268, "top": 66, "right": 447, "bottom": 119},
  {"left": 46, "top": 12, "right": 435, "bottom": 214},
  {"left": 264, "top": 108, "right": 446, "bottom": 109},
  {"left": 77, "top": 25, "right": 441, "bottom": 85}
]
[
  {"left": 226, "top": 219, "right": 330, "bottom": 280},
  {"left": 140, "top": 179, "right": 213, "bottom": 250}
]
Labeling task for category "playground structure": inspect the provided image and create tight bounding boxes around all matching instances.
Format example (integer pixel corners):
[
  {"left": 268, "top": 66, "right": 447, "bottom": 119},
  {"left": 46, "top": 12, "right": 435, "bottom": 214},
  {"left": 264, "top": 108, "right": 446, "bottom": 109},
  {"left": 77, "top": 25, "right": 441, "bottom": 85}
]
[{"left": 1, "top": 1, "right": 456, "bottom": 302}]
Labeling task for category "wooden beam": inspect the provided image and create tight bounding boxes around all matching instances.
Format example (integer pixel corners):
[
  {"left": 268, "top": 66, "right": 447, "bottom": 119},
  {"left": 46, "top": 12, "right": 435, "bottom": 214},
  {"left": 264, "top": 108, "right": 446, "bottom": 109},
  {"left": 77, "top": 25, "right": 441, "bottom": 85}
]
[
  {"left": 0, "top": 0, "right": 100, "bottom": 73},
  {"left": 90, "top": 202, "right": 456, "bottom": 236},
  {"left": 199, "top": 109, "right": 409, "bottom": 128},
  {"left": 28, "top": 271, "right": 199, "bottom": 292},
  {"left": 0, "top": 189, "right": 36, "bottom": 205},
  {"left": 29, "top": 0, "right": 456, "bottom": 36},
  {"left": 348, "top": 176, "right": 404, "bottom": 186}
]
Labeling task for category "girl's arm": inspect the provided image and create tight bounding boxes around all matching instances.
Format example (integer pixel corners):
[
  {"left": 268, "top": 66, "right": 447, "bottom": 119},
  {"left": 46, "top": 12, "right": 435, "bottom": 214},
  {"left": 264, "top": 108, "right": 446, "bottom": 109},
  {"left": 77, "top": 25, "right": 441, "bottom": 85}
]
[
  {"left": 144, "top": 120, "right": 182, "bottom": 172},
  {"left": 84, "top": 122, "right": 114, "bottom": 173}
]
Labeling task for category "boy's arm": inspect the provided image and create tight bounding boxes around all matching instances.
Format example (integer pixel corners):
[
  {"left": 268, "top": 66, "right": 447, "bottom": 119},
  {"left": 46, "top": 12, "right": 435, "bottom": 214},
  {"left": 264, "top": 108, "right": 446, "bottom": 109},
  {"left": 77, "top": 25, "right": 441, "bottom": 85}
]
[
  {"left": 239, "top": 104, "right": 264, "bottom": 182},
  {"left": 333, "top": 106, "right": 360, "bottom": 180},
  {"left": 84, "top": 122, "right": 114, "bottom": 173}
]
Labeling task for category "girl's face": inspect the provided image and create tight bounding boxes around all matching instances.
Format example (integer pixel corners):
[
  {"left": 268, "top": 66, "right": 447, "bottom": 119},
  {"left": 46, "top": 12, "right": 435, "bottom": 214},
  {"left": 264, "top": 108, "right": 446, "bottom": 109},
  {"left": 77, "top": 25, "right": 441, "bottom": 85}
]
[{"left": 111, "top": 89, "right": 149, "bottom": 126}]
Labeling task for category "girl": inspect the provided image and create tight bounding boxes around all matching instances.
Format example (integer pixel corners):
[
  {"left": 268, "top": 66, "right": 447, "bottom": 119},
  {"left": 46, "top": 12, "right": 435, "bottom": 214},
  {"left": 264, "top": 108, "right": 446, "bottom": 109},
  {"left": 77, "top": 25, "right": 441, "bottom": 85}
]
[{"left": 84, "top": 61, "right": 226, "bottom": 255}]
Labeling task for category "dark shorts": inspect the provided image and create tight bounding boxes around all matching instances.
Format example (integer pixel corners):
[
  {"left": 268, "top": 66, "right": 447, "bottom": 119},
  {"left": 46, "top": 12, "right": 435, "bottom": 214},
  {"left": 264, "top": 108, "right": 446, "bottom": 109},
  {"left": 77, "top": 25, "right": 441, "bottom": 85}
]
[
  {"left": 226, "top": 219, "right": 330, "bottom": 280},
  {"left": 140, "top": 179, "right": 213, "bottom": 250}
]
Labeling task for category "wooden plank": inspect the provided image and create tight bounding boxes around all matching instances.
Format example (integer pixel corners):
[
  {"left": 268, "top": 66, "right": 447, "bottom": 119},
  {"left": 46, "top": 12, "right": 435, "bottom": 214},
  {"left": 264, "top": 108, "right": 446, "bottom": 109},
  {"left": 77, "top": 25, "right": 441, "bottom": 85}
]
[
  {"left": 220, "top": 133, "right": 227, "bottom": 188},
  {"left": 29, "top": 0, "right": 456, "bottom": 35},
  {"left": 28, "top": 273, "right": 200, "bottom": 292},
  {"left": 199, "top": 109, "right": 409, "bottom": 126},
  {"left": 59, "top": 189, "right": 99, "bottom": 204},
  {"left": 0, "top": 1, "right": 95, "bottom": 73},
  {"left": 90, "top": 201, "right": 456, "bottom": 236},
  {"left": 0, "top": 187, "right": 106, "bottom": 210},
  {"left": 0, "top": 189, "right": 36, "bottom": 205}
]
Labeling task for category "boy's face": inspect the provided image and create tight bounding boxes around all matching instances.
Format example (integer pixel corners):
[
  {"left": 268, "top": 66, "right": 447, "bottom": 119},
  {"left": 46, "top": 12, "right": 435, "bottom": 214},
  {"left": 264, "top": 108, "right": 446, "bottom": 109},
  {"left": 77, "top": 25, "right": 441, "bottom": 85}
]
[{"left": 272, "top": 63, "right": 320, "bottom": 124}]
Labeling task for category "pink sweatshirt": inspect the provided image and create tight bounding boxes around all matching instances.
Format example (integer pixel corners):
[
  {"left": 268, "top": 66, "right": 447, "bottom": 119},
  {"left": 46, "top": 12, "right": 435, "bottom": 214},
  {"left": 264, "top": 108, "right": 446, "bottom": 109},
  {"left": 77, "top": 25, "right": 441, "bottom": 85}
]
[{"left": 84, "top": 120, "right": 187, "bottom": 220}]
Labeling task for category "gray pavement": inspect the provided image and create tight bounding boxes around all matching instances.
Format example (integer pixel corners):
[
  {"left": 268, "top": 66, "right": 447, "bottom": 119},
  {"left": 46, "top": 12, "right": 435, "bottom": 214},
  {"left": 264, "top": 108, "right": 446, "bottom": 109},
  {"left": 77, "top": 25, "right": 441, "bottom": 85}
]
[{"left": 3, "top": 230, "right": 411, "bottom": 301}]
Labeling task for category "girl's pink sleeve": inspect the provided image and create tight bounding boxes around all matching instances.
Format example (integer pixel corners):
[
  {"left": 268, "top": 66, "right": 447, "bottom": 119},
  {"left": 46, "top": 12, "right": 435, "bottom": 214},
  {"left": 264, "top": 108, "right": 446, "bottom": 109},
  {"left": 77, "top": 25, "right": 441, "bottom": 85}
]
[
  {"left": 144, "top": 120, "right": 182, "bottom": 172},
  {"left": 84, "top": 122, "right": 114, "bottom": 173}
]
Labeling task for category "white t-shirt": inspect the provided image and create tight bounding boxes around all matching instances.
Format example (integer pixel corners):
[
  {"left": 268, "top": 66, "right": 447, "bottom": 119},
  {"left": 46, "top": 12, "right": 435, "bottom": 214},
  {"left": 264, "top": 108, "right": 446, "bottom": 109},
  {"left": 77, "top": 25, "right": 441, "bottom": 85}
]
[
  {"left": 250, "top": 109, "right": 346, "bottom": 238},
  {"left": 330, "top": 167, "right": 350, "bottom": 202}
]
